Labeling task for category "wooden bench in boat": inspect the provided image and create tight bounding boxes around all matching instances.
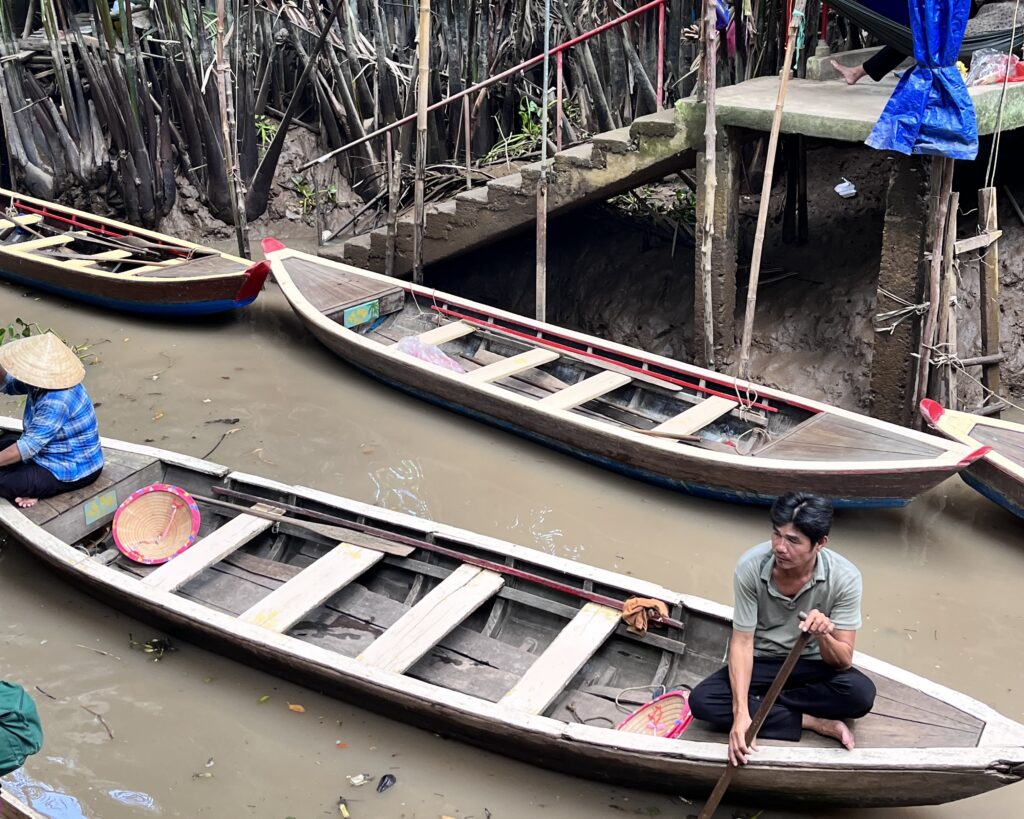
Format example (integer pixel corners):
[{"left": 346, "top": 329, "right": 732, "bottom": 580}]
[
  {"left": 499, "top": 602, "right": 620, "bottom": 715},
  {"left": 538, "top": 371, "right": 632, "bottom": 411},
  {"left": 239, "top": 541, "right": 385, "bottom": 633},
  {"left": 6, "top": 234, "right": 75, "bottom": 252},
  {"left": 357, "top": 563, "right": 504, "bottom": 674},
  {"left": 143, "top": 506, "right": 278, "bottom": 593},
  {"left": 650, "top": 395, "right": 738, "bottom": 439},
  {"left": 464, "top": 348, "right": 560, "bottom": 384},
  {"left": 23, "top": 448, "right": 162, "bottom": 543},
  {"left": 0, "top": 214, "right": 43, "bottom": 234},
  {"left": 407, "top": 320, "right": 477, "bottom": 346}
]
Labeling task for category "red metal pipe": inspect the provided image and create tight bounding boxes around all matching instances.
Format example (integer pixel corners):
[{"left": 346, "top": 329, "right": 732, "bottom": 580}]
[
  {"left": 820, "top": 3, "right": 828, "bottom": 39},
  {"left": 556, "top": 51, "right": 564, "bottom": 151},
  {"left": 301, "top": 0, "right": 668, "bottom": 171},
  {"left": 656, "top": 1, "right": 665, "bottom": 110},
  {"left": 432, "top": 305, "right": 779, "bottom": 413}
]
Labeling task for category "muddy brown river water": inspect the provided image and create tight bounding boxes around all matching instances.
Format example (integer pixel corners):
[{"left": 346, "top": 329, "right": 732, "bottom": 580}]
[{"left": 0, "top": 245, "right": 1022, "bottom": 818}]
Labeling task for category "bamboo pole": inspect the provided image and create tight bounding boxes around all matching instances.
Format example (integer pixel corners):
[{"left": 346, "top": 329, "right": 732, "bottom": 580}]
[
  {"left": 978, "top": 187, "right": 1002, "bottom": 411},
  {"left": 698, "top": 0, "right": 719, "bottom": 368},
  {"left": 935, "top": 191, "right": 958, "bottom": 408},
  {"left": 386, "top": 132, "right": 400, "bottom": 279},
  {"left": 215, "top": 0, "right": 249, "bottom": 258},
  {"left": 536, "top": 0, "right": 552, "bottom": 323},
  {"left": 412, "top": 0, "right": 431, "bottom": 284},
  {"left": 736, "top": 0, "right": 806, "bottom": 381},
  {"left": 913, "top": 157, "right": 954, "bottom": 424}
]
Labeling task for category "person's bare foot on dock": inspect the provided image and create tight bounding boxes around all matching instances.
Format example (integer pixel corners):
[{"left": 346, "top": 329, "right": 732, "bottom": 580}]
[
  {"left": 802, "top": 714, "right": 856, "bottom": 749},
  {"left": 15, "top": 497, "right": 38, "bottom": 508},
  {"left": 831, "top": 60, "right": 866, "bottom": 86}
]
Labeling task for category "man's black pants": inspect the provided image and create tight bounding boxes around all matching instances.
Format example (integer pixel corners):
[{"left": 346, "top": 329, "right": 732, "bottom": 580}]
[
  {"left": 0, "top": 433, "right": 101, "bottom": 501},
  {"left": 688, "top": 657, "right": 876, "bottom": 741},
  {"left": 863, "top": 45, "right": 907, "bottom": 82}
]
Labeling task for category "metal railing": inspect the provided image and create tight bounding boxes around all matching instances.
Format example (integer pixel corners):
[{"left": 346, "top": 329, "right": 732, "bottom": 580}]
[{"left": 300, "top": 0, "right": 667, "bottom": 177}]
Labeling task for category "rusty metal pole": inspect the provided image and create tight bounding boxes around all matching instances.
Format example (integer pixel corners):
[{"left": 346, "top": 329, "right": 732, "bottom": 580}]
[
  {"left": 556, "top": 51, "right": 564, "bottom": 151},
  {"left": 656, "top": 0, "right": 665, "bottom": 109},
  {"left": 536, "top": 0, "right": 551, "bottom": 322},
  {"left": 412, "top": 0, "right": 431, "bottom": 284}
]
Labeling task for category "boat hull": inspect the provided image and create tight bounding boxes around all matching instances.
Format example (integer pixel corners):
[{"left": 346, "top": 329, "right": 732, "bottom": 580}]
[{"left": 11, "top": 536, "right": 1019, "bottom": 809}]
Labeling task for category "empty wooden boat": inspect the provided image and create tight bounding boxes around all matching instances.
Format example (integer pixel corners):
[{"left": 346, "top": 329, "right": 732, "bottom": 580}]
[
  {"left": 264, "top": 240, "right": 982, "bottom": 508},
  {"left": 921, "top": 399, "right": 1024, "bottom": 519},
  {"left": 1, "top": 417, "right": 1021, "bottom": 808},
  {"left": 0, "top": 188, "right": 269, "bottom": 315}
]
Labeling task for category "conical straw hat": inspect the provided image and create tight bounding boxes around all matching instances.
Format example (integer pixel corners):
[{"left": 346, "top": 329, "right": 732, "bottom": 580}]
[
  {"left": 615, "top": 691, "right": 693, "bottom": 738},
  {"left": 0, "top": 332, "right": 85, "bottom": 389},
  {"left": 113, "top": 484, "right": 202, "bottom": 564}
]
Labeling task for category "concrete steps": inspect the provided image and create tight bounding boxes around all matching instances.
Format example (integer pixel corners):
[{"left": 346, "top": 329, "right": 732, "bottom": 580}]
[{"left": 319, "top": 106, "right": 699, "bottom": 276}]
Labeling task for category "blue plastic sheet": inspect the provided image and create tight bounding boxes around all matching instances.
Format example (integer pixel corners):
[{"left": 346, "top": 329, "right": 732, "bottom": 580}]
[{"left": 865, "top": 0, "right": 978, "bottom": 159}]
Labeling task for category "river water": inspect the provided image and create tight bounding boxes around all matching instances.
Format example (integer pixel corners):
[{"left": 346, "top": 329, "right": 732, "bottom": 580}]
[{"left": 0, "top": 245, "right": 1022, "bottom": 818}]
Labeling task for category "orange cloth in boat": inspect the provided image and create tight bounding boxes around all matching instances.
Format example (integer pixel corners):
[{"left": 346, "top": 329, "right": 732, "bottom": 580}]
[{"left": 621, "top": 597, "right": 670, "bottom": 636}]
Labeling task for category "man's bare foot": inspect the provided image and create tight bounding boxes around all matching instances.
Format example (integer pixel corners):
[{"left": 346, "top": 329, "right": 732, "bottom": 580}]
[
  {"left": 831, "top": 60, "right": 866, "bottom": 86},
  {"left": 802, "top": 714, "right": 856, "bottom": 750},
  {"left": 15, "top": 497, "right": 38, "bottom": 508}
]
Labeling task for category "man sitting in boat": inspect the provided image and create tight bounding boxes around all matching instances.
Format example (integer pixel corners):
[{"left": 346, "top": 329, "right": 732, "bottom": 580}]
[
  {"left": 687, "top": 492, "right": 876, "bottom": 763},
  {"left": 0, "top": 333, "right": 103, "bottom": 508}
]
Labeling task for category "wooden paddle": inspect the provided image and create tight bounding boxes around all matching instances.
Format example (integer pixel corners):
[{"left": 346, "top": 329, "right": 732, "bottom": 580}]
[{"left": 697, "top": 614, "right": 809, "bottom": 819}]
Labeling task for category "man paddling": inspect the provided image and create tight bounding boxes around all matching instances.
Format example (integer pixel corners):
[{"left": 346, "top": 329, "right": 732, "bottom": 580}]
[
  {"left": 0, "top": 333, "right": 103, "bottom": 508},
  {"left": 688, "top": 492, "right": 876, "bottom": 764}
]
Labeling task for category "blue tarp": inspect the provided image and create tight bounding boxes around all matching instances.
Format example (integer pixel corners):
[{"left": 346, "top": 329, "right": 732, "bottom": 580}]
[{"left": 865, "top": 0, "right": 978, "bottom": 159}]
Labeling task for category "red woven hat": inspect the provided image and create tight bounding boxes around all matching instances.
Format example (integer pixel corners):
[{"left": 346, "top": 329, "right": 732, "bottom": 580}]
[{"left": 112, "top": 484, "right": 201, "bottom": 564}]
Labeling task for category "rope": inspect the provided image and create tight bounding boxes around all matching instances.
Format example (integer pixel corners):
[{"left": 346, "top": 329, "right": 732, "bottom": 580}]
[
  {"left": 984, "top": 0, "right": 1024, "bottom": 189},
  {"left": 873, "top": 287, "right": 930, "bottom": 334},
  {"left": 614, "top": 684, "right": 668, "bottom": 713},
  {"left": 922, "top": 343, "right": 1024, "bottom": 414}
]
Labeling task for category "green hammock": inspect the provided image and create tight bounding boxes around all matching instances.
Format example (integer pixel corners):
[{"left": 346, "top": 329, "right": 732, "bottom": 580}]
[{"left": 828, "top": 0, "right": 1024, "bottom": 60}]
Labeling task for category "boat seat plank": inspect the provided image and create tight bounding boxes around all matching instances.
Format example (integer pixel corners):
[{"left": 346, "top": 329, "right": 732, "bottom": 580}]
[
  {"left": 410, "top": 321, "right": 476, "bottom": 346},
  {"left": 143, "top": 507, "right": 277, "bottom": 593},
  {"left": 499, "top": 602, "right": 620, "bottom": 715},
  {"left": 238, "top": 542, "right": 384, "bottom": 633},
  {"left": 88, "top": 249, "right": 135, "bottom": 260},
  {"left": 9, "top": 234, "right": 74, "bottom": 251},
  {"left": 651, "top": 396, "right": 738, "bottom": 438},
  {"left": 538, "top": 371, "right": 632, "bottom": 411},
  {"left": 356, "top": 564, "right": 504, "bottom": 674},
  {"left": 0, "top": 214, "right": 44, "bottom": 233},
  {"left": 463, "top": 348, "right": 560, "bottom": 384},
  {"left": 60, "top": 260, "right": 99, "bottom": 270}
]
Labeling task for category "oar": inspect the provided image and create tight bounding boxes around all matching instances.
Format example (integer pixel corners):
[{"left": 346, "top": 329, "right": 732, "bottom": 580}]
[
  {"left": 190, "top": 494, "right": 413, "bottom": 557},
  {"left": 697, "top": 614, "right": 809, "bottom": 819}
]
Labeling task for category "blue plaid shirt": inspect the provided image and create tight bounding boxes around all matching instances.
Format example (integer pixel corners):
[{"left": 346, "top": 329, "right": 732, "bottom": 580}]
[{"left": 2, "top": 374, "right": 103, "bottom": 481}]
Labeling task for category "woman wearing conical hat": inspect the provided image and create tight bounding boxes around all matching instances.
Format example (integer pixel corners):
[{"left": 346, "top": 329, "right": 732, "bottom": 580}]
[{"left": 0, "top": 333, "right": 103, "bottom": 508}]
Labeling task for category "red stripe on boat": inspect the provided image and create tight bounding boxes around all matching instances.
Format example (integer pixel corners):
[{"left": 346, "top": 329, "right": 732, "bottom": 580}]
[
  {"left": 235, "top": 260, "right": 271, "bottom": 302},
  {"left": 919, "top": 399, "right": 945, "bottom": 426},
  {"left": 261, "top": 237, "right": 287, "bottom": 254}
]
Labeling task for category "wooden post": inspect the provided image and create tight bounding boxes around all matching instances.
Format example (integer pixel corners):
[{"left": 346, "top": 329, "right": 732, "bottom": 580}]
[
  {"left": 536, "top": 0, "right": 552, "bottom": 323},
  {"left": 385, "top": 132, "right": 400, "bottom": 279},
  {"left": 913, "top": 157, "right": 954, "bottom": 424},
  {"left": 215, "top": 0, "right": 249, "bottom": 258},
  {"left": 978, "top": 187, "right": 1003, "bottom": 410},
  {"left": 736, "top": 0, "right": 806, "bottom": 381},
  {"left": 935, "top": 192, "right": 958, "bottom": 408},
  {"left": 412, "top": 0, "right": 431, "bottom": 284},
  {"left": 463, "top": 97, "right": 472, "bottom": 191},
  {"left": 698, "top": 0, "right": 719, "bottom": 367}
]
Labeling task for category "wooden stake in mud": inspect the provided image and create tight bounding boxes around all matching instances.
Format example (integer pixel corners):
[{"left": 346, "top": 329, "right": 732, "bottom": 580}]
[
  {"left": 978, "top": 187, "right": 1003, "bottom": 410},
  {"left": 215, "top": 0, "right": 249, "bottom": 258},
  {"left": 736, "top": 0, "right": 807, "bottom": 381},
  {"left": 385, "top": 132, "right": 401, "bottom": 278},
  {"left": 913, "top": 157, "right": 954, "bottom": 425},
  {"left": 698, "top": 0, "right": 719, "bottom": 367},
  {"left": 536, "top": 0, "right": 552, "bottom": 323},
  {"left": 412, "top": 0, "right": 432, "bottom": 284},
  {"left": 936, "top": 192, "right": 959, "bottom": 408}
]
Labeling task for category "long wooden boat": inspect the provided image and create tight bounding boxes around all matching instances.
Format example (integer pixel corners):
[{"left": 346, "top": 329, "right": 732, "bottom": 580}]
[
  {"left": 1, "top": 418, "right": 1021, "bottom": 808},
  {"left": 0, "top": 188, "right": 269, "bottom": 315},
  {"left": 264, "top": 240, "right": 982, "bottom": 508},
  {"left": 0, "top": 789, "right": 45, "bottom": 819},
  {"left": 921, "top": 399, "right": 1024, "bottom": 519}
]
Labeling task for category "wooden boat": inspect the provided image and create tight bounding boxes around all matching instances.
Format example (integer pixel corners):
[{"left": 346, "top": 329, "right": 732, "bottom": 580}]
[
  {"left": 264, "top": 240, "right": 983, "bottom": 508},
  {"left": 0, "top": 188, "right": 269, "bottom": 315},
  {"left": 921, "top": 399, "right": 1024, "bottom": 519},
  {"left": 1, "top": 417, "right": 1021, "bottom": 808},
  {"left": 0, "top": 789, "right": 45, "bottom": 819}
]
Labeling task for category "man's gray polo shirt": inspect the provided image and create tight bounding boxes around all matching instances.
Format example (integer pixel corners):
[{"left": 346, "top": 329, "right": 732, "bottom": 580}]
[{"left": 732, "top": 542, "right": 862, "bottom": 659}]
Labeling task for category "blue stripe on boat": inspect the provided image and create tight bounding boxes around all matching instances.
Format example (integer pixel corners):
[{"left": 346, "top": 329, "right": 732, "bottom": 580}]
[
  {"left": 0, "top": 268, "right": 253, "bottom": 315},
  {"left": 961, "top": 472, "right": 1024, "bottom": 520},
  {"left": 349, "top": 361, "right": 909, "bottom": 510}
]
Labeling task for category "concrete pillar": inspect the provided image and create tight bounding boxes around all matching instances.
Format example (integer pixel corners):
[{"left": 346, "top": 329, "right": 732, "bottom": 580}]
[
  {"left": 694, "top": 125, "right": 739, "bottom": 366},
  {"left": 868, "top": 155, "right": 931, "bottom": 426}
]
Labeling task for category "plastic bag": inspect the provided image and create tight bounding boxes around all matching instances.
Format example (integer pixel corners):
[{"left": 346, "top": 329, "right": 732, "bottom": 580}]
[
  {"left": 966, "top": 48, "right": 1024, "bottom": 86},
  {"left": 395, "top": 336, "right": 466, "bottom": 373}
]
